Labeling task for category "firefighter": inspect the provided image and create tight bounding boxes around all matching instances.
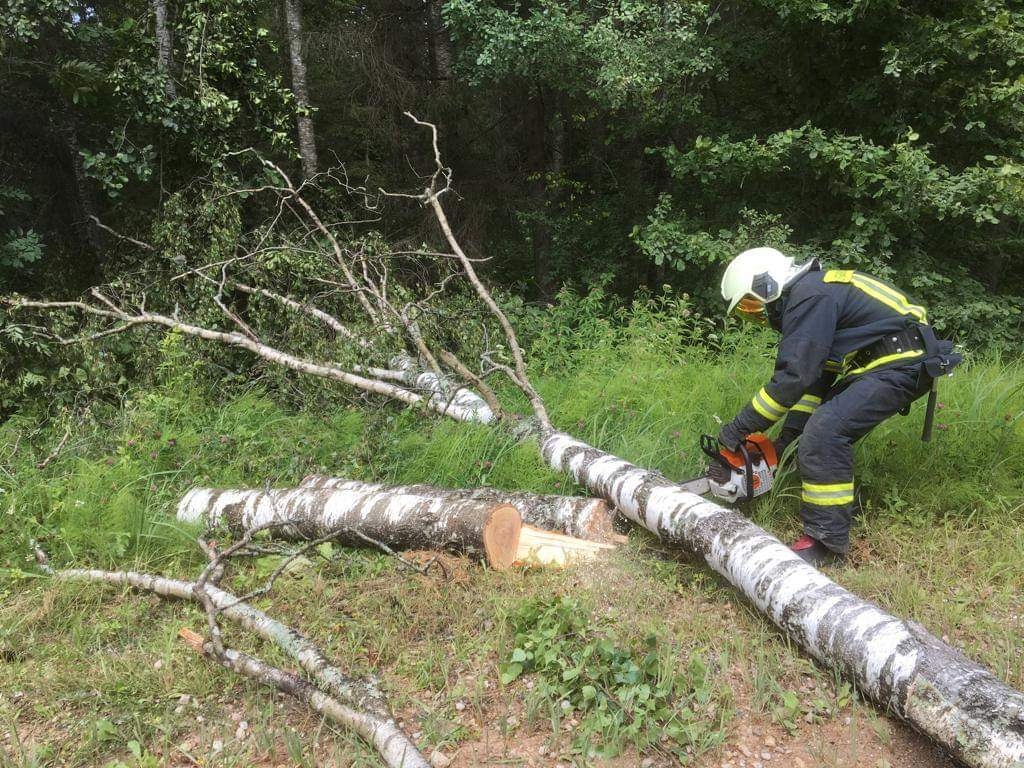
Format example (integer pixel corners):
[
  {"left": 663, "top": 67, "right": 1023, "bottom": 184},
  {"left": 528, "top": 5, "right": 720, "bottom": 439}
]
[{"left": 717, "top": 247, "right": 961, "bottom": 566}]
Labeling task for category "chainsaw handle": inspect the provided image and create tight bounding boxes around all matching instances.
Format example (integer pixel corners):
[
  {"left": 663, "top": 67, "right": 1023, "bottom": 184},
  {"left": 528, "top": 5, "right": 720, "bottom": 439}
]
[
  {"left": 700, "top": 434, "right": 730, "bottom": 469},
  {"left": 701, "top": 433, "right": 756, "bottom": 503},
  {"left": 738, "top": 440, "right": 755, "bottom": 503}
]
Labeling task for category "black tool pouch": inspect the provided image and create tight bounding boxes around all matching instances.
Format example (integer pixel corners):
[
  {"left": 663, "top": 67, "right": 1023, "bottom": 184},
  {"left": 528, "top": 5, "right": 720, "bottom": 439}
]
[{"left": 917, "top": 324, "right": 963, "bottom": 382}]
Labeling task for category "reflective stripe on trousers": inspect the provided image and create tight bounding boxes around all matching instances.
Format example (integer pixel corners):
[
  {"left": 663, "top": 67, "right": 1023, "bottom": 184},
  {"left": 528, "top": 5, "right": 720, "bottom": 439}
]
[{"left": 796, "top": 363, "right": 929, "bottom": 554}]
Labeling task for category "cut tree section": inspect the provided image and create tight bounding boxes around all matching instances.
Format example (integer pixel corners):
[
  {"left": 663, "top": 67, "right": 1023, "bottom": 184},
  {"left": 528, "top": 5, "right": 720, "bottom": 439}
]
[
  {"left": 177, "top": 484, "right": 619, "bottom": 571},
  {"left": 300, "top": 476, "right": 620, "bottom": 543},
  {"left": 178, "top": 485, "right": 522, "bottom": 570}
]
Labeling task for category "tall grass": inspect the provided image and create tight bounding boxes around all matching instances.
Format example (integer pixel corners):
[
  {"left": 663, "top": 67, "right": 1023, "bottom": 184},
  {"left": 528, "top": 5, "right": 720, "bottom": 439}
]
[{"left": 1, "top": 288, "right": 1021, "bottom": 574}]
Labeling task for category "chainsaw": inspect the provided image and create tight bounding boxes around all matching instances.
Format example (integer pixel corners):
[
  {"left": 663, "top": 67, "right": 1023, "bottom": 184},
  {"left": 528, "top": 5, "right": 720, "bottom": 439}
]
[{"left": 679, "top": 433, "right": 779, "bottom": 504}]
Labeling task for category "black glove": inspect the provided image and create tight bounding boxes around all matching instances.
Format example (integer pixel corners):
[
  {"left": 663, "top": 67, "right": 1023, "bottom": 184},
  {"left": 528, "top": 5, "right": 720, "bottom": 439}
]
[{"left": 717, "top": 420, "right": 746, "bottom": 452}]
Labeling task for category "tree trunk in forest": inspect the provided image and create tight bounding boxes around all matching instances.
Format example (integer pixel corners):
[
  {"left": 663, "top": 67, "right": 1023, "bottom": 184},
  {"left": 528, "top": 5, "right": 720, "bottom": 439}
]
[
  {"left": 985, "top": 249, "right": 1003, "bottom": 292},
  {"left": 283, "top": 0, "right": 318, "bottom": 179},
  {"left": 299, "top": 476, "right": 620, "bottom": 542},
  {"left": 151, "top": 0, "right": 177, "bottom": 99},
  {"left": 425, "top": 0, "right": 452, "bottom": 84},
  {"left": 178, "top": 485, "right": 524, "bottom": 569},
  {"left": 525, "top": 89, "right": 558, "bottom": 304},
  {"left": 539, "top": 431, "right": 1024, "bottom": 768},
  {"left": 58, "top": 112, "right": 104, "bottom": 267}
]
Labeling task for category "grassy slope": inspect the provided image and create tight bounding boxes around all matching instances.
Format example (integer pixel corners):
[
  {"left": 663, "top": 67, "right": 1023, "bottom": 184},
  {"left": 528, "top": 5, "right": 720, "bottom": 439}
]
[{"left": 1, "top": 327, "right": 1022, "bottom": 767}]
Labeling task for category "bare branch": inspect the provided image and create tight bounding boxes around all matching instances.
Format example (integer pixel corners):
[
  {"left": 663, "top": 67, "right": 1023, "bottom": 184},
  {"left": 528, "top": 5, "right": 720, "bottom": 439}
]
[
  {"left": 232, "top": 281, "right": 372, "bottom": 348},
  {"left": 88, "top": 216, "right": 156, "bottom": 252},
  {"left": 10, "top": 297, "right": 490, "bottom": 423},
  {"left": 403, "top": 112, "right": 551, "bottom": 430}
]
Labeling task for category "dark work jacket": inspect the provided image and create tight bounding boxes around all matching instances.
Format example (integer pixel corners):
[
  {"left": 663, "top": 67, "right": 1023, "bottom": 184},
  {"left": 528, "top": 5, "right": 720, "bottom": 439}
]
[{"left": 731, "top": 266, "right": 934, "bottom": 437}]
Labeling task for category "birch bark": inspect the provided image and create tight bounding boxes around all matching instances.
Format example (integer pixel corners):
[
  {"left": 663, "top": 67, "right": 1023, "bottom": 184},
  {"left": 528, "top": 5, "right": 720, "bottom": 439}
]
[
  {"left": 178, "top": 486, "right": 523, "bottom": 569},
  {"left": 152, "top": 0, "right": 176, "bottom": 99},
  {"left": 282, "top": 0, "right": 318, "bottom": 179},
  {"left": 540, "top": 431, "right": 1024, "bottom": 768},
  {"left": 299, "top": 476, "right": 618, "bottom": 542}
]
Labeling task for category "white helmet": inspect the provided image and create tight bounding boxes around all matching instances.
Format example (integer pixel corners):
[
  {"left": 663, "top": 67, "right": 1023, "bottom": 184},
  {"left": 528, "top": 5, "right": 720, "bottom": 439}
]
[{"left": 721, "top": 247, "right": 808, "bottom": 319}]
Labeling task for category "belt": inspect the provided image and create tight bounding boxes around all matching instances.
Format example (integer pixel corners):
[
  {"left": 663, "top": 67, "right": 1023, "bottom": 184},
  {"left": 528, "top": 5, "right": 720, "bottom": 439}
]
[{"left": 850, "top": 327, "right": 926, "bottom": 372}]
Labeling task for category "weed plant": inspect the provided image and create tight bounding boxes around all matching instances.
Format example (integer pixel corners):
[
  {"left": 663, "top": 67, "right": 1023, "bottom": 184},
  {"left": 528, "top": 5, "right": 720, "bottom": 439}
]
[{"left": 499, "top": 595, "right": 729, "bottom": 762}]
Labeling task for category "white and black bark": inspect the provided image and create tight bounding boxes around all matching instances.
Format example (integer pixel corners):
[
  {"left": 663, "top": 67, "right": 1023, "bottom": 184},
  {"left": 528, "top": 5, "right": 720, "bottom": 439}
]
[
  {"left": 178, "top": 485, "right": 523, "bottom": 569},
  {"left": 299, "top": 476, "right": 619, "bottom": 542},
  {"left": 540, "top": 431, "right": 1024, "bottom": 768},
  {"left": 355, "top": 356, "right": 495, "bottom": 424},
  {"left": 152, "top": 0, "right": 177, "bottom": 99},
  {"left": 283, "top": 0, "right": 318, "bottom": 179}
]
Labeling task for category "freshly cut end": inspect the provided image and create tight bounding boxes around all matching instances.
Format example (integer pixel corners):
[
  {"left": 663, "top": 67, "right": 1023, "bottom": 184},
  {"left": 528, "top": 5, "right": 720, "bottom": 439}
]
[
  {"left": 514, "top": 525, "right": 616, "bottom": 568},
  {"left": 178, "top": 627, "right": 205, "bottom": 654},
  {"left": 482, "top": 503, "right": 522, "bottom": 571}
]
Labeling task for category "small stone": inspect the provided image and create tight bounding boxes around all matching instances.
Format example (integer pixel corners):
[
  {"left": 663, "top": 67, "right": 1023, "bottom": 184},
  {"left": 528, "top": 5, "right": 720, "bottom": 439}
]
[
  {"left": 761, "top": 751, "right": 772, "bottom": 760},
  {"left": 454, "top": 700, "right": 466, "bottom": 711},
  {"left": 764, "top": 736, "right": 777, "bottom": 748},
  {"left": 641, "top": 758, "right": 655, "bottom": 767},
  {"left": 739, "top": 745, "right": 752, "bottom": 758},
  {"left": 430, "top": 750, "right": 451, "bottom": 767},
  {"left": 153, "top": 659, "right": 163, "bottom": 670},
  {"left": 212, "top": 739, "right": 223, "bottom": 753}
]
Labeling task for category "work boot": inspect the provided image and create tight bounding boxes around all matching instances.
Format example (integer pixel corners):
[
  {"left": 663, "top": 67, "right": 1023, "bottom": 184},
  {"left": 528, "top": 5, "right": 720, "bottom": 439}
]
[{"left": 790, "top": 534, "right": 844, "bottom": 567}]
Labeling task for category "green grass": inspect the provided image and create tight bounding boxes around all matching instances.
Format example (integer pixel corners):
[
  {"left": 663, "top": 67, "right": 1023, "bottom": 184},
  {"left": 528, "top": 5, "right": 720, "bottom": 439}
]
[{"left": 1, "top": 313, "right": 1022, "bottom": 766}]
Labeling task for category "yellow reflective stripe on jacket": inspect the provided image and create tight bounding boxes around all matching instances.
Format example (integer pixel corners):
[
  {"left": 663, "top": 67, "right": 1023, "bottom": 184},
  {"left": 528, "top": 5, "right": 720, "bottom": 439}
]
[
  {"left": 846, "top": 349, "right": 925, "bottom": 377},
  {"left": 790, "top": 394, "right": 822, "bottom": 415},
  {"left": 802, "top": 480, "right": 855, "bottom": 507},
  {"left": 751, "top": 387, "right": 787, "bottom": 422},
  {"left": 823, "top": 270, "right": 928, "bottom": 323}
]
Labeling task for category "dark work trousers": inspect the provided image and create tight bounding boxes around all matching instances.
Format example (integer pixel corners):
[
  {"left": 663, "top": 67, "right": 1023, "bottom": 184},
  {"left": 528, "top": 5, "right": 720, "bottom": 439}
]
[{"left": 797, "top": 362, "right": 929, "bottom": 553}]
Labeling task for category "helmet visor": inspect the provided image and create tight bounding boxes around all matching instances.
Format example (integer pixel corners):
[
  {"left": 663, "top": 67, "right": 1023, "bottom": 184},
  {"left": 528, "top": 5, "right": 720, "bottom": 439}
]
[{"left": 732, "top": 295, "right": 769, "bottom": 325}]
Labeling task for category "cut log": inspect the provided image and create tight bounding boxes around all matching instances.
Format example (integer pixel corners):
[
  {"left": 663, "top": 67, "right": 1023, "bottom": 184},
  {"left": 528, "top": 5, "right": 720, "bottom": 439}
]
[
  {"left": 540, "top": 430, "right": 1024, "bottom": 768},
  {"left": 177, "top": 486, "right": 523, "bottom": 570},
  {"left": 300, "top": 476, "right": 620, "bottom": 543},
  {"left": 514, "top": 525, "right": 615, "bottom": 567}
]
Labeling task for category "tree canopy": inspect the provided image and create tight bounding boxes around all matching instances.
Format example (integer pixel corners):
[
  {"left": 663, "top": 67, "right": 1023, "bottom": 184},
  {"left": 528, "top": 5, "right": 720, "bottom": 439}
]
[{"left": 2, "top": 0, "right": 1022, "bottom": 343}]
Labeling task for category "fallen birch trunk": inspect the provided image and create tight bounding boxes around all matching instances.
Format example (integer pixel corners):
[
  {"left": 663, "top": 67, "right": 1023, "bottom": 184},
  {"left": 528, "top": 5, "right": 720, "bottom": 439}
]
[
  {"left": 178, "top": 484, "right": 616, "bottom": 569},
  {"left": 51, "top": 568, "right": 427, "bottom": 768},
  {"left": 178, "top": 486, "right": 523, "bottom": 569},
  {"left": 299, "top": 476, "right": 619, "bottom": 542},
  {"left": 540, "top": 431, "right": 1024, "bottom": 768}
]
